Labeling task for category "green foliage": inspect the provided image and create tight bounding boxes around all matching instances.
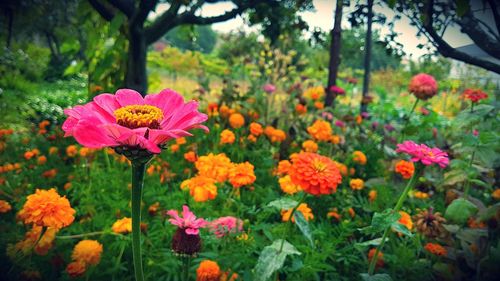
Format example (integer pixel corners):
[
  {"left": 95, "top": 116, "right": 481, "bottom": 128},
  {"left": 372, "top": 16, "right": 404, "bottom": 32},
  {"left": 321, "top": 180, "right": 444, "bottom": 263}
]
[
  {"left": 444, "top": 198, "right": 478, "bottom": 225},
  {"left": 164, "top": 25, "right": 217, "bottom": 54},
  {"left": 254, "top": 239, "right": 301, "bottom": 281}
]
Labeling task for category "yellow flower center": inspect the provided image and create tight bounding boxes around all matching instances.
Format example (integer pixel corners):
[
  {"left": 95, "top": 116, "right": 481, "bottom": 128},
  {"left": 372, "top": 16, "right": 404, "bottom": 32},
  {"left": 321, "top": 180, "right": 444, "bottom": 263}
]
[
  {"left": 312, "top": 159, "right": 327, "bottom": 172},
  {"left": 114, "top": 105, "right": 163, "bottom": 129}
]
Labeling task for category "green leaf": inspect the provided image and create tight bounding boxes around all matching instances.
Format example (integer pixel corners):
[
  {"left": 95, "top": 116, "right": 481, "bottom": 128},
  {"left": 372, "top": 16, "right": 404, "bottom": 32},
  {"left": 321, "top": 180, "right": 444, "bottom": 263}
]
[
  {"left": 354, "top": 238, "right": 383, "bottom": 250},
  {"left": 267, "top": 198, "right": 298, "bottom": 210},
  {"left": 360, "top": 209, "right": 401, "bottom": 234},
  {"left": 479, "top": 203, "right": 500, "bottom": 221},
  {"left": 293, "top": 211, "right": 314, "bottom": 247},
  {"left": 391, "top": 222, "right": 414, "bottom": 237},
  {"left": 445, "top": 198, "right": 478, "bottom": 225},
  {"left": 360, "top": 273, "right": 393, "bottom": 281},
  {"left": 254, "top": 240, "right": 301, "bottom": 281}
]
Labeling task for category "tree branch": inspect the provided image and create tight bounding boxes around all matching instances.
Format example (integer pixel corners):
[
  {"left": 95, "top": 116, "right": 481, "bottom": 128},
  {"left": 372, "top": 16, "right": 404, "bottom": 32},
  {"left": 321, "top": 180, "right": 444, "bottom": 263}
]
[
  {"left": 130, "top": 0, "right": 158, "bottom": 28},
  {"left": 178, "top": 6, "right": 244, "bottom": 25},
  {"left": 456, "top": 10, "right": 500, "bottom": 59},
  {"left": 487, "top": 0, "right": 500, "bottom": 34},
  {"left": 144, "top": 1, "right": 182, "bottom": 44},
  {"left": 88, "top": 0, "right": 115, "bottom": 21},
  {"left": 108, "top": 0, "right": 135, "bottom": 18}
]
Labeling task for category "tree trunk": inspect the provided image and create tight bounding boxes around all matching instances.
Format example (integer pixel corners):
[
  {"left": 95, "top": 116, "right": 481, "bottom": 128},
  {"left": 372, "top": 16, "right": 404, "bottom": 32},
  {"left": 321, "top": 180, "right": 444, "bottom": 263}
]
[
  {"left": 360, "top": 0, "right": 374, "bottom": 114},
  {"left": 125, "top": 26, "right": 148, "bottom": 95},
  {"left": 325, "top": 0, "right": 344, "bottom": 107}
]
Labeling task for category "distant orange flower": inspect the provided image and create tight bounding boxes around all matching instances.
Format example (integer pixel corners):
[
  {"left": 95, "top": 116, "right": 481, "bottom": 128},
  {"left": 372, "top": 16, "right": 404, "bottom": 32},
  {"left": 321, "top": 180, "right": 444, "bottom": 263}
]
[
  {"left": 492, "top": 189, "right": 500, "bottom": 200},
  {"left": 289, "top": 152, "right": 342, "bottom": 195},
  {"left": 304, "top": 86, "right": 324, "bottom": 100},
  {"left": 350, "top": 178, "right": 364, "bottom": 190},
  {"left": 369, "top": 190, "right": 377, "bottom": 202},
  {"left": 424, "top": 243, "right": 447, "bottom": 256},
  {"left": 24, "top": 151, "right": 36, "bottom": 160},
  {"left": 314, "top": 101, "right": 324, "bottom": 109},
  {"left": 229, "top": 113, "right": 245, "bottom": 129},
  {"left": 37, "top": 155, "right": 47, "bottom": 165},
  {"left": 71, "top": 240, "right": 103, "bottom": 265},
  {"left": 176, "top": 137, "right": 187, "bottom": 145},
  {"left": 302, "top": 140, "right": 318, "bottom": 153},
  {"left": 396, "top": 211, "right": 413, "bottom": 233},
  {"left": 42, "top": 169, "right": 58, "bottom": 178},
  {"left": 66, "top": 145, "right": 78, "bottom": 157},
  {"left": 184, "top": 151, "right": 197, "bottom": 163},
  {"left": 264, "top": 126, "right": 286, "bottom": 143},
  {"left": 195, "top": 153, "right": 232, "bottom": 183},
  {"left": 330, "top": 135, "right": 340, "bottom": 144},
  {"left": 279, "top": 175, "right": 302, "bottom": 195},
  {"left": 18, "top": 188, "right": 75, "bottom": 229},
  {"left": 229, "top": 162, "right": 256, "bottom": 188},
  {"left": 66, "top": 261, "right": 86, "bottom": 277},
  {"left": 0, "top": 199, "right": 12, "bottom": 213},
  {"left": 333, "top": 161, "right": 348, "bottom": 176},
  {"left": 352, "top": 151, "right": 367, "bottom": 165},
  {"left": 247, "top": 134, "right": 257, "bottom": 143},
  {"left": 307, "top": 120, "right": 332, "bottom": 142},
  {"left": 414, "top": 191, "right": 429, "bottom": 199},
  {"left": 348, "top": 207, "right": 356, "bottom": 218},
  {"left": 219, "top": 105, "right": 231, "bottom": 118},
  {"left": 111, "top": 217, "right": 132, "bottom": 234},
  {"left": 395, "top": 160, "right": 414, "bottom": 179},
  {"left": 196, "top": 260, "right": 221, "bottom": 281},
  {"left": 181, "top": 175, "right": 218, "bottom": 202},
  {"left": 368, "top": 248, "right": 384, "bottom": 268},
  {"left": 220, "top": 129, "right": 236, "bottom": 144},
  {"left": 295, "top": 104, "right": 307, "bottom": 115},
  {"left": 49, "top": 147, "right": 58, "bottom": 155},
  {"left": 249, "top": 122, "right": 263, "bottom": 136},
  {"left": 327, "top": 209, "right": 341, "bottom": 221},
  {"left": 281, "top": 203, "right": 314, "bottom": 223},
  {"left": 170, "top": 144, "right": 180, "bottom": 152},
  {"left": 276, "top": 160, "right": 292, "bottom": 176}
]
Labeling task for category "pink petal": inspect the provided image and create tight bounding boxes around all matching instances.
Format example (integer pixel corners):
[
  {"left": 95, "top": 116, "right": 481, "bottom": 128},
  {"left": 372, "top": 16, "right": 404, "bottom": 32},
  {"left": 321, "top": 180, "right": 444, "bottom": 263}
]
[
  {"left": 93, "top": 93, "right": 121, "bottom": 117},
  {"left": 115, "top": 89, "right": 144, "bottom": 107},
  {"left": 185, "top": 228, "right": 199, "bottom": 235},
  {"left": 144, "top": 89, "right": 184, "bottom": 116},
  {"left": 73, "top": 117, "right": 119, "bottom": 148}
]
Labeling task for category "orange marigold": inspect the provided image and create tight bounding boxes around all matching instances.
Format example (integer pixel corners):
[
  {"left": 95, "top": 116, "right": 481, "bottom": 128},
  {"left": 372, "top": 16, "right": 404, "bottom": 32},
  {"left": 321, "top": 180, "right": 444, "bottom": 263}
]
[
  {"left": 302, "top": 140, "right": 318, "bottom": 153},
  {"left": 184, "top": 151, "right": 198, "bottom": 163},
  {"left": 0, "top": 199, "right": 12, "bottom": 213},
  {"left": 368, "top": 248, "right": 384, "bottom": 268},
  {"left": 220, "top": 129, "right": 236, "bottom": 144},
  {"left": 424, "top": 243, "right": 447, "bottom": 256},
  {"left": 18, "top": 188, "right": 75, "bottom": 229},
  {"left": 295, "top": 104, "right": 307, "bottom": 115},
  {"left": 247, "top": 134, "right": 257, "bottom": 143},
  {"left": 276, "top": 160, "right": 292, "bottom": 176},
  {"left": 196, "top": 260, "right": 221, "bottom": 281},
  {"left": 66, "top": 145, "right": 78, "bottom": 157},
  {"left": 195, "top": 153, "right": 232, "bottom": 183},
  {"left": 229, "top": 162, "right": 256, "bottom": 188},
  {"left": 181, "top": 175, "right": 218, "bottom": 202},
  {"left": 111, "top": 217, "right": 132, "bottom": 234},
  {"left": 369, "top": 190, "right": 377, "bottom": 202},
  {"left": 281, "top": 203, "right": 314, "bottom": 223},
  {"left": 307, "top": 120, "right": 332, "bottom": 141},
  {"left": 249, "top": 122, "right": 263, "bottom": 136},
  {"left": 352, "top": 151, "right": 367, "bottom": 165},
  {"left": 327, "top": 209, "right": 342, "bottom": 221},
  {"left": 314, "top": 101, "right": 324, "bottom": 109},
  {"left": 71, "top": 240, "right": 103, "bottom": 266},
  {"left": 279, "top": 175, "right": 302, "bottom": 195},
  {"left": 414, "top": 191, "right": 430, "bottom": 199},
  {"left": 66, "top": 261, "right": 87, "bottom": 278},
  {"left": 396, "top": 211, "right": 413, "bottom": 232},
  {"left": 229, "top": 113, "right": 245, "bottom": 129},
  {"left": 333, "top": 161, "right": 348, "bottom": 176},
  {"left": 350, "top": 178, "right": 364, "bottom": 190},
  {"left": 492, "top": 189, "right": 500, "bottom": 200},
  {"left": 264, "top": 126, "right": 286, "bottom": 143},
  {"left": 395, "top": 160, "right": 414, "bottom": 179},
  {"left": 37, "top": 155, "right": 47, "bottom": 165},
  {"left": 289, "top": 152, "right": 342, "bottom": 195}
]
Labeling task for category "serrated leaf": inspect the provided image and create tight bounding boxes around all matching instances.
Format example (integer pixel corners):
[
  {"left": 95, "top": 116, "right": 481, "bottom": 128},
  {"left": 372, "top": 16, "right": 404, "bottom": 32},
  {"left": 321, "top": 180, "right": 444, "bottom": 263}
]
[
  {"left": 254, "top": 240, "right": 301, "bottom": 281},
  {"left": 360, "top": 273, "right": 393, "bottom": 281},
  {"left": 293, "top": 211, "right": 313, "bottom": 247},
  {"left": 267, "top": 198, "right": 298, "bottom": 210}
]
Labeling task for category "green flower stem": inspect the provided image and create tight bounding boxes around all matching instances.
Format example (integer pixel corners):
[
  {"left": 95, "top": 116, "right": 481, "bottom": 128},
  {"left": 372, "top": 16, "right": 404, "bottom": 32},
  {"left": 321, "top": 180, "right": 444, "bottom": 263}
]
[
  {"left": 132, "top": 161, "right": 146, "bottom": 281},
  {"left": 103, "top": 149, "right": 111, "bottom": 170},
  {"left": 182, "top": 256, "right": 191, "bottom": 281},
  {"left": 367, "top": 167, "right": 420, "bottom": 275},
  {"left": 463, "top": 148, "right": 477, "bottom": 198},
  {"left": 279, "top": 192, "right": 307, "bottom": 253},
  {"left": 399, "top": 99, "right": 419, "bottom": 143}
]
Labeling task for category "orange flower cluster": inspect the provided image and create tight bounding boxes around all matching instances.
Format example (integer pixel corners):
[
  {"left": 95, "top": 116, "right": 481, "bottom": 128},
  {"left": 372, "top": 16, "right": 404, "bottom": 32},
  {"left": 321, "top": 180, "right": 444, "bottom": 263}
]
[
  {"left": 195, "top": 153, "right": 233, "bottom": 183},
  {"left": 8, "top": 225, "right": 58, "bottom": 257},
  {"left": 24, "top": 149, "right": 40, "bottom": 160},
  {"left": 66, "top": 240, "right": 103, "bottom": 277},
  {"left": 289, "top": 152, "right": 342, "bottom": 196},
  {"left": 281, "top": 203, "right": 314, "bottom": 223},
  {"left": 66, "top": 145, "right": 78, "bottom": 157},
  {"left": 42, "top": 168, "right": 58, "bottom": 178},
  {"left": 181, "top": 175, "right": 218, "bottom": 202},
  {"left": 18, "top": 188, "right": 75, "bottom": 229},
  {"left": 302, "top": 140, "right": 318, "bottom": 153},
  {"left": 264, "top": 126, "right": 286, "bottom": 143},
  {"left": 395, "top": 211, "right": 413, "bottom": 234},
  {"left": 111, "top": 217, "right": 132, "bottom": 234},
  {"left": 184, "top": 151, "right": 198, "bottom": 163},
  {"left": 424, "top": 243, "right": 447, "bottom": 256},
  {"left": 349, "top": 178, "right": 364, "bottom": 190},
  {"left": 352, "top": 151, "right": 367, "bottom": 165},
  {"left": 38, "top": 120, "right": 50, "bottom": 134},
  {"left": 196, "top": 260, "right": 238, "bottom": 281},
  {"left": 229, "top": 113, "right": 245, "bottom": 129},
  {"left": 275, "top": 160, "right": 292, "bottom": 176},
  {"left": 413, "top": 191, "right": 430, "bottom": 199},
  {"left": 229, "top": 162, "right": 256, "bottom": 188},
  {"left": 0, "top": 163, "right": 21, "bottom": 174},
  {"left": 0, "top": 199, "right": 12, "bottom": 213},
  {"left": 0, "top": 128, "right": 14, "bottom": 138},
  {"left": 220, "top": 129, "right": 236, "bottom": 144},
  {"left": 307, "top": 120, "right": 332, "bottom": 142},
  {"left": 395, "top": 160, "right": 415, "bottom": 179},
  {"left": 278, "top": 175, "right": 302, "bottom": 195}
]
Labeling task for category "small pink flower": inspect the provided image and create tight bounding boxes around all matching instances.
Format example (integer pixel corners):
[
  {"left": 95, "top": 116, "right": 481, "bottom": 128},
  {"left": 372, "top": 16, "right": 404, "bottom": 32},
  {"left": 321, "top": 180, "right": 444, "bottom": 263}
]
[
  {"left": 208, "top": 216, "right": 244, "bottom": 238},
  {"left": 167, "top": 205, "right": 207, "bottom": 235},
  {"left": 263, "top": 84, "right": 276, "bottom": 94},
  {"left": 408, "top": 73, "right": 438, "bottom": 100},
  {"left": 396, "top": 141, "right": 449, "bottom": 168},
  {"left": 473, "top": 129, "right": 479, "bottom": 137},
  {"left": 329, "top": 85, "right": 345, "bottom": 95},
  {"left": 321, "top": 112, "right": 333, "bottom": 121},
  {"left": 334, "top": 120, "right": 345, "bottom": 128},
  {"left": 62, "top": 89, "right": 208, "bottom": 154},
  {"left": 420, "top": 107, "right": 430, "bottom": 115}
]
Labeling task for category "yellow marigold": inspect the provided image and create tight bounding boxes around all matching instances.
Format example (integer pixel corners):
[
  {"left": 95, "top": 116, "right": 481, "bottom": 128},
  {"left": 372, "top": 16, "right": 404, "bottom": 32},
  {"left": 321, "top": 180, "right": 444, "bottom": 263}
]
[
  {"left": 181, "top": 175, "right": 218, "bottom": 202},
  {"left": 302, "top": 140, "right": 318, "bottom": 153},
  {"left": 249, "top": 122, "right": 263, "bottom": 136},
  {"left": 196, "top": 260, "right": 221, "bottom": 281},
  {"left": 18, "top": 188, "right": 75, "bottom": 229},
  {"left": 71, "top": 240, "right": 103, "bottom": 266},
  {"left": 493, "top": 189, "right": 500, "bottom": 200},
  {"left": 111, "top": 217, "right": 132, "bottom": 234},
  {"left": 66, "top": 145, "right": 78, "bottom": 157},
  {"left": 396, "top": 211, "right": 413, "bottom": 232},
  {"left": 414, "top": 191, "right": 430, "bottom": 199},
  {"left": 424, "top": 243, "right": 447, "bottom": 256},
  {"left": 276, "top": 160, "right": 292, "bottom": 176},
  {"left": 184, "top": 151, "right": 197, "bottom": 163},
  {"left": 307, "top": 120, "right": 332, "bottom": 142},
  {"left": 220, "top": 129, "right": 236, "bottom": 145},
  {"left": 289, "top": 152, "right": 342, "bottom": 195},
  {"left": 314, "top": 101, "right": 324, "bottom": 109},
  {"left": 279, "top": 175, "right": 302, "bottom": 195},
  {"left": 281, "top": 203, "right": 314, "bottom": 223},
  {"left": 229, "top": 113, "right": 245, "bottom": 129},
  {"left": 350, "top": 178, "right": 364, "bottom": 190},
  {"left": 195, "top": 153, "right": 232, "bottom": 183},
  {"left": 0, "top": 199, "right": 12, "bottom": 213},
  {"left": 229, "top": 162, "right": 256, "bottom": 188},
  {"left": 304, "top": 86, "right": 325, "bottom": 100},
  {"left": 264, "top": 126, "right": 286, "bottom": 143},
  {"left": 395, "top": 160, "right": 414, "bottom": 179},
  {"left": 352, "top": 151, "right": 367, "bottom": 165},
  {"left": 369, "top": 190, "right": 377, "bottom": 202},
  {"left": 66, "top": 261, "right": 87, "bottom": 278}
]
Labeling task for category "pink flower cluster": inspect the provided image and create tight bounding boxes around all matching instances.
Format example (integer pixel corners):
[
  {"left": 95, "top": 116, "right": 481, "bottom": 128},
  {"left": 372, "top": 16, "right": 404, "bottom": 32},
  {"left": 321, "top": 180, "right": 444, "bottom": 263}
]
[
  {"left": 462, "top": 88, "right": 488, "bottom": 103},
  {"left": 396, "top": 141, "right": 449, "bottom": 168},
  {"left": 167, "top": 205, "right": 207, "bottom": 235},
  {"left": 208, "top": 216, "right": 244, "bottom": 238},
  {"left": 63, "top": 89, "right": 208, "bottom": 154},
  {"left": 408, "top": 73, "right": 438, "bottom": 100}
]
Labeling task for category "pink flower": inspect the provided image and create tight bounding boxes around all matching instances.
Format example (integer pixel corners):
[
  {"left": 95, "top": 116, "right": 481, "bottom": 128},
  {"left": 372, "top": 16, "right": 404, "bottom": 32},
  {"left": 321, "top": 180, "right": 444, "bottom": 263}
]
[
  {"left": 321, "top": 112, "right": 333, "bottom": 121},
  {"left": 329, "top": 85, "right": 345, "bottom": 95},
  {"left": 396, "top": 141, "right": 449, "bottom": 168},
  {"left": 408, "top": 73, "right": 438, "bottom": 100},
  {"left": 62, "top": 89, "right": 208, "bottom": 154},
  {"left": 208, "top": 216, "right": 244, "bottom": 238},
  {"left": 462, "top": 89, "right": 488, "bottom": 103},
  {"left": 420, "top": 107, "right": 430, "bottom": 115},
  {"left": 167, "top": 205, "right": 207, "bottom": 235},
  {"left": 263, "top": 84, "right": 276, "bottom": 94},
  {"left": 334, "top": 120, "right": 345, "bottom": 128}
]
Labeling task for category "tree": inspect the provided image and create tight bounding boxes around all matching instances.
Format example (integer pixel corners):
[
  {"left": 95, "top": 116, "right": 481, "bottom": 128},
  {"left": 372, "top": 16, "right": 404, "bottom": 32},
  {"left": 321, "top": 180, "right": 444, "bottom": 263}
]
[
  {"left": 164, "top": 25, "right": 217, "bottom": 54},
  {"left": 325, "top": 0, "right": 344, "bottom": 107},
  {"left": 361, "top": 0, "right": 374, "bottom": 114},
  {"left": 390, "top": 0, "right": 500, "bottom": 74}
]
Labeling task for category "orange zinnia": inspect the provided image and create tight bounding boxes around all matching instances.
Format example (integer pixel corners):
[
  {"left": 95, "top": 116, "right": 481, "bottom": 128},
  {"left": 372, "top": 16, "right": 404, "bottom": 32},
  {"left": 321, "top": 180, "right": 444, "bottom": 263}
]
[
  {"left": 228, "top": 162, "right": 256, "bottom": 188},
  {"left": 395, "top": 160, "right": 414, "bottom": 179},
  {"left": 289, "top": 152, "right": 342, "bottom": 195},
  {"left": 196, "top": 260, "right": 221, "bottom": 281},
  {"left": 18, "top": 188, "right": 75, "bottom": 229}
]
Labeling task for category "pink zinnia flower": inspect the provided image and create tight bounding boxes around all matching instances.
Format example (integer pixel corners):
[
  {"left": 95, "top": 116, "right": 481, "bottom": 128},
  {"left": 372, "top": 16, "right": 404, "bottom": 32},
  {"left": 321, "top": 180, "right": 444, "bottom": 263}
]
[
  {"left": 461, "top": 89, "right": 488, "bottom": 103},
  {"left": 396, "top": 141, "right": 449, "bottom": 168},
  {"left": 334, "top": 120, "right": 345, "bottom": 128},
  {"left": 208, "top": 216, "right": 244, "bottom": 238},
  {"left": 62, "top": 89, "right": 208, "bottom": 154},
  {"left": 408, "top": 73, "right": 438, "bottom": 100},
  {"left": 321, "top": 112, "right": 333, "bottom": 121},
  {"left": 263, "top": 83, "right": 276, "bottom": 94},
  {"left": 167, "top": 205, "right": 207, "bottom": 235},
  {"left": 329, "top": 85, "right": 345, "bottom": 95}
]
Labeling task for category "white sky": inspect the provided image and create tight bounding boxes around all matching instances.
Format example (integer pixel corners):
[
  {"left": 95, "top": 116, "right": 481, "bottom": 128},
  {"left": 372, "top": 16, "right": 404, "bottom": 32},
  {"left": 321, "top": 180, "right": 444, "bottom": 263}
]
[{"left": 153, "top": 0, "right": 475, "bottom": 59}]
